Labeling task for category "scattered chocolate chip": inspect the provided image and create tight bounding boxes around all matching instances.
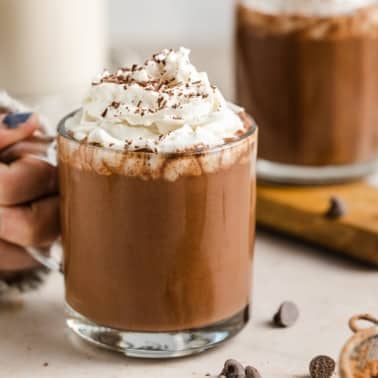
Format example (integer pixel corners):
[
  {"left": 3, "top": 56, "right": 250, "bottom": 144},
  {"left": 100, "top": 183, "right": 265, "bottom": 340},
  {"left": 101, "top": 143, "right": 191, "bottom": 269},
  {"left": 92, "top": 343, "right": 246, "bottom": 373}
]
[
  {"left": 111, "top": 101, "right": 120, "bottom": 109},
  {"left": 245, "top": 366, "right": 261, "bottom": 378},
  {"left": 43, "top": 362, "right": 48, "bottom": 367},
  {"left": 325, "top": 196, "right": 347, "bottom": 219},
  {"left": 220, "top": 359, "right": 245, "bottom": 378},
  {"left": 101, "top": 108, "right": 108, "bottom": 118},
  {"left": 309, "top": 355, "right": 336, "bottom": 378},
  {"left": 273, "top": 301, "right": 299, "bottom": 327}
]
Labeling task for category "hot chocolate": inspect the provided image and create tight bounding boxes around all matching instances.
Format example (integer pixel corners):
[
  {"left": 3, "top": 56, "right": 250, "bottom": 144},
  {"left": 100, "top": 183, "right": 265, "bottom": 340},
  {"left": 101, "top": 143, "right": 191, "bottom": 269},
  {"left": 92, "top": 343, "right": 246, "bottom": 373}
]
[
  {"left": 59, "top": 120, "right": 255, "bottom": 332},
  {"left": 236, "top": 0, "right": 378, "bottom": 180},
  {"left": 58, "top": 48, "right": 257, "bottom": 351}
]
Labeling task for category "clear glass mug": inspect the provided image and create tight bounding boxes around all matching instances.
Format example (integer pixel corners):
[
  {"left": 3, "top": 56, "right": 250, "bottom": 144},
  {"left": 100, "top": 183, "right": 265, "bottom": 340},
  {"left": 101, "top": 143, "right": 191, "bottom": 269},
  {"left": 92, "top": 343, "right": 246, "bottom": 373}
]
[
  {"left": 235, "top": 0, "right": 378, "bottom": 184},
  {"left": 26, "top": 110, "right": 258, "bottom": 358}
]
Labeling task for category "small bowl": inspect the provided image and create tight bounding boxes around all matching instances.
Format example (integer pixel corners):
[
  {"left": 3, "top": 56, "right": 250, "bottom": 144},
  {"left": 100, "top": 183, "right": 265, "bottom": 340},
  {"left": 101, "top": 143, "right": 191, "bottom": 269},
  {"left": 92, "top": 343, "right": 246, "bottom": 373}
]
[{"left": 339, "top": 314, "right": 378, "bottom": 377}]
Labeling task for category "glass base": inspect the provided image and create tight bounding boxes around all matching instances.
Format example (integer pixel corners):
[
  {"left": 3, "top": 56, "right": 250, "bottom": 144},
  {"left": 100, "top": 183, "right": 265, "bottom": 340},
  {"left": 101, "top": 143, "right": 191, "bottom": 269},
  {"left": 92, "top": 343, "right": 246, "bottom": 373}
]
[
  {"left": 65, "top": 303, "right": 249, "bottom": 358},
  {"left": 257, "top": 158, "right": 378, "bottom": 185}
]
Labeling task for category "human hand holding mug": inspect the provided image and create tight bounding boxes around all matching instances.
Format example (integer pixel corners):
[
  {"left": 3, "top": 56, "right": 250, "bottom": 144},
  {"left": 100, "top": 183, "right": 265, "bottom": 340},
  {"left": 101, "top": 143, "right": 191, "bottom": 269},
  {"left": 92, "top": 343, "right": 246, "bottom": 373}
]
[
  {"left": 7, "top": 48, "right": 258, "bottom": 359},
  {"left": 0, "top": 112, "right": 59, "bottom": 273}
]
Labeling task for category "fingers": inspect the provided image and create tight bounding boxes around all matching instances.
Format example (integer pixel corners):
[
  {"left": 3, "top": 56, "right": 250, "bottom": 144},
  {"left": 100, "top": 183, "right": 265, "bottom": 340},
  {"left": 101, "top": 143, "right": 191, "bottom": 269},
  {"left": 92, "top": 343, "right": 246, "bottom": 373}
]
[
  {"left": 0, "top": 113, "right": 58, "bottom": 268},
  {"left": 0, "top": 196, "right": 59, "bottom": 247},
  {"left": 0, "top": 239, "right": 40, "bottom": 272},
  {"left": 0, "top": 136, "right": 53, "bottom": 164},
  {"left": 0, "top": 156, "right": 58, "bottom": 205},
  {"left": 0, "top": 113, "right": 56, "bottom": 205},
  {"left": 0, "top": 113, "right": 39, "bottom": 150}
]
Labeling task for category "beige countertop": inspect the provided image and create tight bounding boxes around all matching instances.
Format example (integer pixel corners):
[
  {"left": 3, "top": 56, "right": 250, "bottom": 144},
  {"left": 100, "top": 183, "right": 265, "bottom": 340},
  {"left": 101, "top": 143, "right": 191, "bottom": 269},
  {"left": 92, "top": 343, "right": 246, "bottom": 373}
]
[{"left": 1, "top": 229, "right": 377, "bottom": 378}]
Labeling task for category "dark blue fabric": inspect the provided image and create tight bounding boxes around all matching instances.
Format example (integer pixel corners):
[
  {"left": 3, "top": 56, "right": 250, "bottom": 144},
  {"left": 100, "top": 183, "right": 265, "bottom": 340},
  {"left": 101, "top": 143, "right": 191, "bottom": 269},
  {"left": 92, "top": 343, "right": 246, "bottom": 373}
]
[{"left": 3, "top": 112, "right": 32, "bottom": 129}]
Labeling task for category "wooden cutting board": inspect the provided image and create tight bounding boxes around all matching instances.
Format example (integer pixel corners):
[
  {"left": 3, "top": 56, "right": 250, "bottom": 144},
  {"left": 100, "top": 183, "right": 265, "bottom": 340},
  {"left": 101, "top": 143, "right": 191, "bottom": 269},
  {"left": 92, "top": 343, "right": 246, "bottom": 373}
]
[{"left": 256, "top": 180, "right": 378, "bottom": 265}]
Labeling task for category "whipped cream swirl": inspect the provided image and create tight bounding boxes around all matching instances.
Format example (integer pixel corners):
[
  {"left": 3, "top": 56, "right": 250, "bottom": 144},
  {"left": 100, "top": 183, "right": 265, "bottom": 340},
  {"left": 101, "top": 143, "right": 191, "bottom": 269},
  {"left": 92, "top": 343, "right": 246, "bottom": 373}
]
[{"left": 66, "top": 47, "right": 246, "bottom": 153}]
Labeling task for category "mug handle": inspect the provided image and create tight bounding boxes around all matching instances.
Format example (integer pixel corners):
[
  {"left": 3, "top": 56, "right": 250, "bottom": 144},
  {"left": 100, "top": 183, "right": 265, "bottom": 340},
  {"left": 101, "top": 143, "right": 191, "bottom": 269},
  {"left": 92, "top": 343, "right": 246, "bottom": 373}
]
[{"left": 25, "top": 141, "right": 63, "bottom": 272}]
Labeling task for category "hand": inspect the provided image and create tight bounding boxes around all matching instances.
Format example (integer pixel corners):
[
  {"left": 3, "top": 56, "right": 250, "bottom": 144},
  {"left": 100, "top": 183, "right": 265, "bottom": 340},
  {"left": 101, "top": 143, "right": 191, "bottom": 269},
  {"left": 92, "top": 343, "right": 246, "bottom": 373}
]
[{"left": 0, "top": 113, "right": 59, "bottom": 272}]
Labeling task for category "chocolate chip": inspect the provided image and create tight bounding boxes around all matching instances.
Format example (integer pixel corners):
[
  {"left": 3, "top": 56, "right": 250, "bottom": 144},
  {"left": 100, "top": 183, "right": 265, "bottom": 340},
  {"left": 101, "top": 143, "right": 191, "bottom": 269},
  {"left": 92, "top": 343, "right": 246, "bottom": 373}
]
[
  {"left": 273, "top": 301, "right": 299, "bottom": 327},
  {"left": 111, "top": 101, "right": 120, "bottom": 109},
  {"left": 101, "top": 108, "right": 108, "bottom": 118},
  {"left": 245, "top": 366, "right": 261, "bottom": 378},
  {"left": 220, "top": 359, "right": 245, "bottom": 378},
  {"left": 309, "top": 355, "right": 336, "bottom": 378},
  {"left": 325, "top": 196, "right": 347, "bottom": 219}
]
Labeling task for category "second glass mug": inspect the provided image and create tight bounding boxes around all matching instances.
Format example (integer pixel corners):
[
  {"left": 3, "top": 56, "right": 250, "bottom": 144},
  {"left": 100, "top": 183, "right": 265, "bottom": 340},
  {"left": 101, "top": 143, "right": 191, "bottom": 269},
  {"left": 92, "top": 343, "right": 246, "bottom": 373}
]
[
  {"left": 26, "top": 110, "right": 258, "bottom": 358},
  {"left": 235, "top": 0, "right": 378, "bottom": 184}
]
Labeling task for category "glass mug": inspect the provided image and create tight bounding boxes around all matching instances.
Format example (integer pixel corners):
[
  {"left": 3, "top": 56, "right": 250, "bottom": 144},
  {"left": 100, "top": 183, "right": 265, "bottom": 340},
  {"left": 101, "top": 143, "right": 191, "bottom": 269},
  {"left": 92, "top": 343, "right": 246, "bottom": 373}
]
[
  {"left": 235, "top": 0, "right": 378, "bottom": 184},
  {"left": 26, "top": 110, "right": 258, "bottom": 358}
]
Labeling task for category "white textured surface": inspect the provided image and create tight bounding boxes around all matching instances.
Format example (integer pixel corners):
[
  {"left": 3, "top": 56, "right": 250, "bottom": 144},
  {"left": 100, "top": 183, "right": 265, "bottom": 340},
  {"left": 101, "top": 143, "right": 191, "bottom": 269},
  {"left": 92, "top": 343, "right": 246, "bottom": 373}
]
[{"left": 0, "top": 231, "right": 378, "bottom": 377}]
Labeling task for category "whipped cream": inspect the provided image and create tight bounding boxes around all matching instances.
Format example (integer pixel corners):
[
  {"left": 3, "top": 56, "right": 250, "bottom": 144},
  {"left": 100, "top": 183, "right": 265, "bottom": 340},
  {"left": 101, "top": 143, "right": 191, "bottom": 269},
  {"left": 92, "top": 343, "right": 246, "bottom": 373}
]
[
  {"left": 66, "top": 47, "right": 246, "bottom": 153},
  {"left": 241, "top": 0, "right": 377, "bottom": 15}
]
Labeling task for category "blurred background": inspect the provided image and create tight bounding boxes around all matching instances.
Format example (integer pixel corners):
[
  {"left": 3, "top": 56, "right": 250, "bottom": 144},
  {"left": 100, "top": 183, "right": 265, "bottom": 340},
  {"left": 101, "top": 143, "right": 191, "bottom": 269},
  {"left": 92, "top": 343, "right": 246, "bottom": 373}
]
[
  {"left": 110, "top": 0, "right": 234, "bottom": 97},
  {"left": 109, "top": 0, "right": 232, "bottom": 47},
  {"left": 0, "top": 0, "right": 235, "bottom": 118}
]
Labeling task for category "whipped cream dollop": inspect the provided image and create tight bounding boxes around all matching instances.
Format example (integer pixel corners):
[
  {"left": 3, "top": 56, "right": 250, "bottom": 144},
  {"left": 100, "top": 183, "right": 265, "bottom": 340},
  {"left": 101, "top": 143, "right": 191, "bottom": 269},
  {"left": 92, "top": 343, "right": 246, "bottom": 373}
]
[
  {"left": 66, "top": 47, "right": 246, "bottom": 153},
  {"left": 242, "top": 0, "right": 377, "bottom": 15}
]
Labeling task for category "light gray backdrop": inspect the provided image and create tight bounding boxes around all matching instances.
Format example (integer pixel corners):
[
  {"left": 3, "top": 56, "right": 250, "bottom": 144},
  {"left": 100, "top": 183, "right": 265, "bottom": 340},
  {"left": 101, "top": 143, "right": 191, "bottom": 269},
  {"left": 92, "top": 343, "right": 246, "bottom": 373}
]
[
  {"left": 108, "top": 0, "right": 235, "bottom": 98},
  {"left": 109, "top": 0, "right": 233, "bottom": 46}
]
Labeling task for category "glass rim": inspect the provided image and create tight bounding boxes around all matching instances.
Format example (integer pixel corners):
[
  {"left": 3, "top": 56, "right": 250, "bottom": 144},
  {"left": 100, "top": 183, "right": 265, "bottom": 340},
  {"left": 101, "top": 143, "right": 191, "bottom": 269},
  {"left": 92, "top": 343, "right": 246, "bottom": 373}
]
[
  {"left": 238, "top": 0, "right": 378, "bottom": 16},
  {"left": 57, "top": 109, "right": 258, "bottom": 157}
]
